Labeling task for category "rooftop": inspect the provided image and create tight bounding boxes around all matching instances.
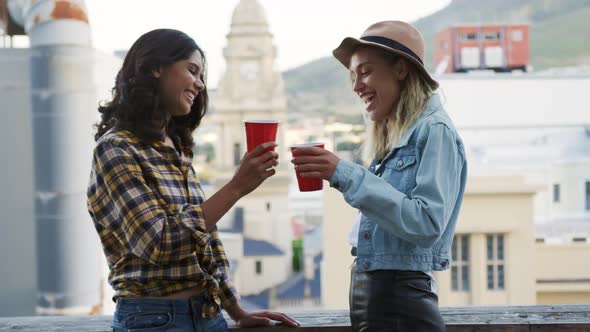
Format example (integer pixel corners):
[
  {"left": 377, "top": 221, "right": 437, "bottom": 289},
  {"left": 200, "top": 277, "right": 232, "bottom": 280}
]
[{"left": 243, "top": 238, "right": 285, "bottom": 257}]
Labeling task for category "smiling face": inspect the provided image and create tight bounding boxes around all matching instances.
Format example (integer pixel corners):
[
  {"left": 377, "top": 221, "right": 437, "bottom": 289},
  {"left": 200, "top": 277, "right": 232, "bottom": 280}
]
[
  {"left": 350, "top": 46, "right": 408, "bottom": 122},
  {"left": 154, "top": 50, "right": 205, "bottom": 117}
]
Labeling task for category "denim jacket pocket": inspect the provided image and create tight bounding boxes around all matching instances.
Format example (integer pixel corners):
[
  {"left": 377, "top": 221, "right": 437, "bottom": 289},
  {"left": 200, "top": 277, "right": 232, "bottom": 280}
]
[
  {"left": 382, "top": 155, "right": 418, "bottom": 193},
  {"left": 392, "top": 155, "right": 417, "bottom": 171}
]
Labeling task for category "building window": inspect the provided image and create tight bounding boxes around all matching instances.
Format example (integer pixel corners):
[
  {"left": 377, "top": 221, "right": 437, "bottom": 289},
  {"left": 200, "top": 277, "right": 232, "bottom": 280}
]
[
  {"left": 255, "top": 260, "right": 262, "bottom": 275},
  {"left": 461, "top": 33, "right": 478, "bottom": 41},
  {"left": 451, "top": 235, "right": 470, "bottom": 291},
  {"left": 553, "top": 184, "right": 561, "bottom": 203},
  {"left": 586, "top": 181, "right": 590, "bottom": 211},
  {"left": 233, "top": 143, "right": 241, "bottom": 166},
  {"left": 484, "top": 32, "right": 500, "bottom": 40},
  {"left": 512, "top": 30, "right": 523, "bottom": 42},
  {"left": 487, "top": 234, "right": 505, "bottom": 290}
]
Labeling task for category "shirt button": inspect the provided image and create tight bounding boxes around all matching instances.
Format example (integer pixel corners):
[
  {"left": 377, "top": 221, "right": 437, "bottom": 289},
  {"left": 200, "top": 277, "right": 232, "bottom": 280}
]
[
  {"left": 397, "top": 159, "right": 404, "bottom": 168},
  {"left": 363, "top": 232, "right": 370, "bottom": 240},
  {"left": 363, "top": 261, "right": 370, "bottom": 269}
]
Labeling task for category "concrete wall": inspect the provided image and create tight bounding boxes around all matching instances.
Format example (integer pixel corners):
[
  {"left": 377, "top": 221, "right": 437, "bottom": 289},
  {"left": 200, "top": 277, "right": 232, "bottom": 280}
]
[
  {"left": 0, "top": 48, "right": 36, "bottom": 317},
  {"left": 439, "top": 76, "right": 590, "bottom": 128},
  {"left": 438, "top": 176, "right": 539, "bottom": 306},
  {"left": 240, "top": 256, "right": 289, "bottom": 295},
  {"left": 550, "top": 161, "right": 590, "bottom": 220},
  {"left": 321, "top": 187, "right": 356, "bottom": 310},
  {"left": 535, "top": 243, "right": 590, "bottom": 280},
  {"left": 537, "top": 292, "right": 590, "bottom": 305},
  {"left": 535, "top": 242, "right": 590, "bottom": 304}
]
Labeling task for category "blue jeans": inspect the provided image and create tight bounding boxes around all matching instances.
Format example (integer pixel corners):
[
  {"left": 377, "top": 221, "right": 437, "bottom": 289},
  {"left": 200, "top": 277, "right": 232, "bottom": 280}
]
[{"left": 112, "top": 295, "right": 228, "bottom": 332}]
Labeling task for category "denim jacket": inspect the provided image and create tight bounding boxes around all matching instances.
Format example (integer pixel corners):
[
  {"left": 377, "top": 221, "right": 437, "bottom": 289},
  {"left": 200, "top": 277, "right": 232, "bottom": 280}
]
[{"left": 330, "top": 94, "right": 467, "bottom": 272}]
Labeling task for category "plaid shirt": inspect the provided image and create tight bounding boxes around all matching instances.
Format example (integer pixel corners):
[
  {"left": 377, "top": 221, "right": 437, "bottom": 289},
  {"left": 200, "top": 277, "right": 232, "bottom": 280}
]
[{"left": 87, "top": 130, "right": 238, "bottom": 315}]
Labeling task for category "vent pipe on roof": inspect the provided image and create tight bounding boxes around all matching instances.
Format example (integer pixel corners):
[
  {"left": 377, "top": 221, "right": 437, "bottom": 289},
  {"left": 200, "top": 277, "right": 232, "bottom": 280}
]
[{"left": 7, "top": 0, "right": 101, "bottom": 315}]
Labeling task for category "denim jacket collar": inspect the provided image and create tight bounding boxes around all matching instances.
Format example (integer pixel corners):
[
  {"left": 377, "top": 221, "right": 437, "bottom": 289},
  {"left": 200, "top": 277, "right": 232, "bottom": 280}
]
[{"left": 375, "top": 94, "right": 443, "bottom": 168}]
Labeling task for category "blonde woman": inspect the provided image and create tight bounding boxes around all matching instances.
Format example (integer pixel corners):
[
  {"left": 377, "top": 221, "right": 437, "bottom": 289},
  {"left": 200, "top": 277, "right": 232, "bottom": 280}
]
[{"left": 292, "top": 21, "right": 467, "bottom": 331}]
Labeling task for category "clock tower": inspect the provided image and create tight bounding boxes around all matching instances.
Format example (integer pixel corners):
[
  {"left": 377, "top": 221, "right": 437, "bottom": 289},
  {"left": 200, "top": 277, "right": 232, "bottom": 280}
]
[
  {"left": 211, "top": 0, "right": 291, "bottom": 252},
  {"left": 213, "top": 0, "right": 288, "bottom": 172}
]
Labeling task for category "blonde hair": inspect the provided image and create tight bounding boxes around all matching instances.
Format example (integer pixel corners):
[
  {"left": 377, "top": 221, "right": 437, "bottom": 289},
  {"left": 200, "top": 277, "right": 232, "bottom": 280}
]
[{"left": 362, "top": 51, "right": 438, "bottom": 161}]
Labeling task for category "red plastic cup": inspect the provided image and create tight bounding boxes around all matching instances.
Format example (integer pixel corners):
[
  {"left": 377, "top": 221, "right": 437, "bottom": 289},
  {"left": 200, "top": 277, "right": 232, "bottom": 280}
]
[
  {"left": 244, "top": 120, "right": 279, "bottom": 153},
  {"left": 291, "top": 143, "right": 325, "bottom": 192}
]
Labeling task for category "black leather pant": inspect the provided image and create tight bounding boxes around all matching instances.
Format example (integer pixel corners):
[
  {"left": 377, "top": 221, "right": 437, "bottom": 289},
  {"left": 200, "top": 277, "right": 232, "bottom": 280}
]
[{"left": 349, "top": 264, "right": 446, "bottom": 332}]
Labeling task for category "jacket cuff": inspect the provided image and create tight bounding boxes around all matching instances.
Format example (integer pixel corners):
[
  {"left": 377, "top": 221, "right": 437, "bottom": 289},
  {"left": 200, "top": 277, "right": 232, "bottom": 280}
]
[{"left": 329, "top": 159, "right": 357, "bottom": 192}]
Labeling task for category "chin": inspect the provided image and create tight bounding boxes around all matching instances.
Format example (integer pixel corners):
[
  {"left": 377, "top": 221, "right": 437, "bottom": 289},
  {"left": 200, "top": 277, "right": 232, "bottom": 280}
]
[
  {"left": 371, "top": 114, "right": 388, "bottom": 122},
  {"left": 178, "top": 106, "right": 192, "bottom": 116},
  {"left": 170, "top": 110, "right": 191, "bottom": 117},
  {"left": 368, "top": 112, "right": 379, "bottom": 122}
]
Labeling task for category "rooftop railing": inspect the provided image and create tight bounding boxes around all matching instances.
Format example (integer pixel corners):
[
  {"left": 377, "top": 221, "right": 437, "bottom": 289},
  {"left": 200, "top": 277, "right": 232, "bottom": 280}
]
[{"left": 1, "top": 305, "right": 590, "bottom": 331}]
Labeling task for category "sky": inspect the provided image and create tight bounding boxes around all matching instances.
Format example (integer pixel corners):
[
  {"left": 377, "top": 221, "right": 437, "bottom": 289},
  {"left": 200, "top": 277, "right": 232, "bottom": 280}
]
[{"left": 85, "top": 0, "right": 451, "bottom": 87}]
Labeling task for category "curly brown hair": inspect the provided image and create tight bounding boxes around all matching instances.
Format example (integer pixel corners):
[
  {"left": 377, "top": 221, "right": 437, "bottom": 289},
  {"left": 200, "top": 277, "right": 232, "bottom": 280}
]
[{"left": 95, "top": 29, "right": 208, "bottom": 150}]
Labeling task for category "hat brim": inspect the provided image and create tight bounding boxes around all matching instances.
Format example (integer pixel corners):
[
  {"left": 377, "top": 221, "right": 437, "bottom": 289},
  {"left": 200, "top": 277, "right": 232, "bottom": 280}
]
[{"left": 332, "top": 37, "right": 439, "bottom": 90}]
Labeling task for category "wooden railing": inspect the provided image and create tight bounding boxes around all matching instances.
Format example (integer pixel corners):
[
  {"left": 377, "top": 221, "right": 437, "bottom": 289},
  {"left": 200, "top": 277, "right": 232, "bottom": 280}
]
[{"left": 1, "top": 305, "right": 589, "bottom": 331}]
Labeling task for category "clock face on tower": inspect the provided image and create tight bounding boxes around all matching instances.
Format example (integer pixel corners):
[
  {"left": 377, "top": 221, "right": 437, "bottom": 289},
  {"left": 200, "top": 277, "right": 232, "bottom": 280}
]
[{"left": 240, "top": 60, "right": 260, "bottom": 81}]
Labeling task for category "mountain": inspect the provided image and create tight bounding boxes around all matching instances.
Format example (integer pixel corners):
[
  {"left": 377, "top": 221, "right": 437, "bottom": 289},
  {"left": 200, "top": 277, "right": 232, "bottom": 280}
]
[
  {"left": 283, "top": 0, "right": 590, "bottom": 118},
  {"left": 283, "top": 56, "right": 360, "bottom": 120},
  {"left": 414, "top": 0, "right": 590, "bottom": 70}
]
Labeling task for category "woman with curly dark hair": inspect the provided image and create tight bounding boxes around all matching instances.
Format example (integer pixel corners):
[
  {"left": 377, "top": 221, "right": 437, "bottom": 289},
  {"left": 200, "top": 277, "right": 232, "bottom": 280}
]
[{"left": 87, "top": 29, "right": 298, "bottom": 331}]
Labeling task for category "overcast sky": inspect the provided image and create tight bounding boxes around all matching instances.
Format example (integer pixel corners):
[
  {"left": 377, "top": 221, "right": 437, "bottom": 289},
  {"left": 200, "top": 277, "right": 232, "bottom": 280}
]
[{"left": 86, "top": 0, "right": 451, "bottom": 87}]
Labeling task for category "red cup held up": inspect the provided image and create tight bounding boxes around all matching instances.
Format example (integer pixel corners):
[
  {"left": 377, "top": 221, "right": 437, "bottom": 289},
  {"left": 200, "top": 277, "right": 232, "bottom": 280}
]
[
  {"left": 244, "top": 120, "right": 279, "bottom": 153},
  {"left": 290, "top": 142, "right": 325, "bottom": 192}
]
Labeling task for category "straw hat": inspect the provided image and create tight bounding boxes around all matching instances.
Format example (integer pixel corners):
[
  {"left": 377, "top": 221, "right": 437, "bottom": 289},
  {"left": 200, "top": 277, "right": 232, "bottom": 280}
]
[{"left": 333, "top": 20, "right": 438, "bottom": 89}]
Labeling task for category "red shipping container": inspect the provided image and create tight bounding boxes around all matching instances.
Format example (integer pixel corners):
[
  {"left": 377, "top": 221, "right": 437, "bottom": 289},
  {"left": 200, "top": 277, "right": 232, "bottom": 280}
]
[{"left": 434, "top": 24, "right": 530, "bottom": 73}]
